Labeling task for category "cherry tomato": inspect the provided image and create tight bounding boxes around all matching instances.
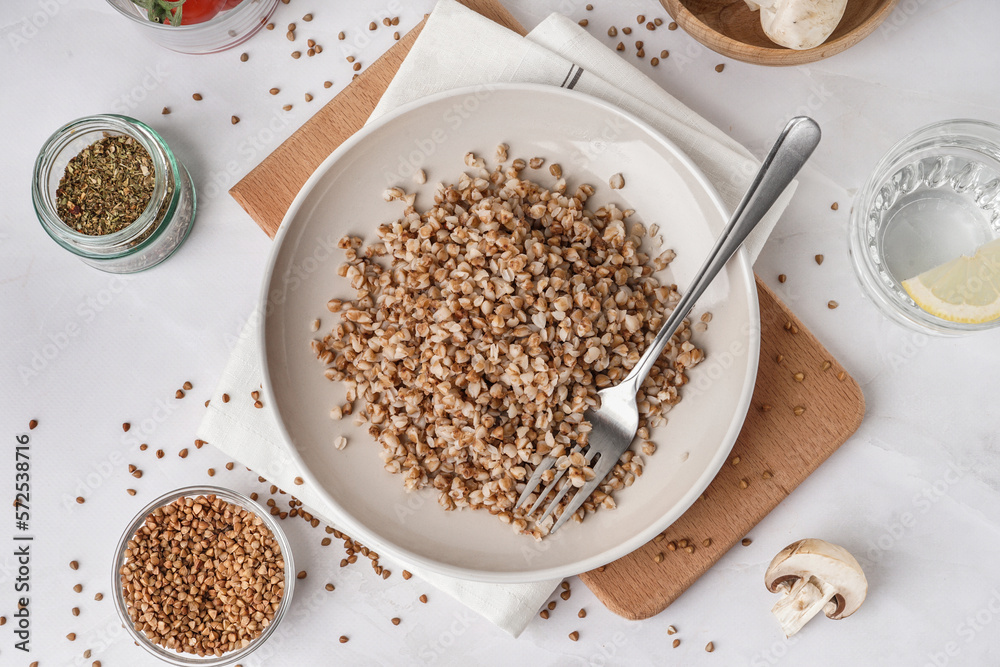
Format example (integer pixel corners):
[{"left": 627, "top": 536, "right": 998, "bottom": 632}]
[
  {"left": 161, "top": 0, "right": 229, "bottom": 25},
  {"left": 223, "top": 0, "right": 242, "bottom": 8}
]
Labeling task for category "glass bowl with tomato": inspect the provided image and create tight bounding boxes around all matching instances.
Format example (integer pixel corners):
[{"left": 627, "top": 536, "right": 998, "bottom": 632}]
[{"left": 106, "top": 0, "right": 278, "bottom": 54}]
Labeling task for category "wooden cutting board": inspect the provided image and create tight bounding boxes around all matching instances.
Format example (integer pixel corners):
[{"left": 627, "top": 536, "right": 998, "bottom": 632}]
[
  {"left": 229, "top": 0, "right": 865, "bottom": 621},
  {"left": 579, "top": 278, "right": 864, "bottom": 619}
]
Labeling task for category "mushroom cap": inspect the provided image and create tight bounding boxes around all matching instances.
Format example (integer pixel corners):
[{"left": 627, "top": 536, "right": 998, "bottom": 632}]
[
  {"left": 745, "top": 0, "right": 849, "bottom": 51},
  {"left": 764, "top": 538, "right": 868, "bottom": 619}
]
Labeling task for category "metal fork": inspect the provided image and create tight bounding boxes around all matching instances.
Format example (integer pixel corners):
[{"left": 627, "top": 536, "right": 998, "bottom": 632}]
[{"left": 514, "top": 116, "right": 822, "bottom": 534}]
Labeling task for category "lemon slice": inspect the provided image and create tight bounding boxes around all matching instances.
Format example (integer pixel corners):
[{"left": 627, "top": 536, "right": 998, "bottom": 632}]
[{"left": 901, "top": 237, "right": 1000, "bottom": 323}]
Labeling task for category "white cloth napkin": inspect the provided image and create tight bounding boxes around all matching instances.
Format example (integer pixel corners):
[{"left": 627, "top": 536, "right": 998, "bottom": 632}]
[{"left": 199, "top": 0, "right": 796, "bottom": 637}]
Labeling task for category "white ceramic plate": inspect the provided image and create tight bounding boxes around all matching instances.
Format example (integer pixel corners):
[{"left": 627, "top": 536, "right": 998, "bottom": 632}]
[{"left": 260, "top": 84, "right": 759, "bottom": 583}]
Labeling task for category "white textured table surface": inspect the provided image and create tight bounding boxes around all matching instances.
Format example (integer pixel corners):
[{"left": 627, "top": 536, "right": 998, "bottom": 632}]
[{"left": 2, "top": 1, "right": 1000, "bottom": 666}]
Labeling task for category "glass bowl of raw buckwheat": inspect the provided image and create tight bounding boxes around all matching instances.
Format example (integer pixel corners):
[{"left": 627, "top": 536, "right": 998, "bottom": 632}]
[{"left": 113, "top": 485, "right": 295, "bottom": 665}]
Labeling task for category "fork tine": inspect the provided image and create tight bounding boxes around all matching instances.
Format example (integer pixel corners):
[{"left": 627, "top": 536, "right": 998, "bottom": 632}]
[
  {"left": 535, "top": 476, "right": 577, "bottom": 525},
  {"left": 514, "top": 454, "right": 557, "bottom": 510},
  {"left": 525, "top": 462, "right": 573, "bottom": 516},
  {"left": 515, "top": 445, "right": 582, "bottom": 511},
  {"left": 549, "top": 450, "right": 619, "bottom": 534},
  {"left": 525, "top": 446, "right": 586, "bottom": 516}
]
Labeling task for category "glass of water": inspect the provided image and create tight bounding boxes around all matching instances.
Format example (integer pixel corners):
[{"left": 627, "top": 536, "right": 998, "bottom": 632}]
[{"left": 850, "top": 119, "right": 1000, "bottom": 334}]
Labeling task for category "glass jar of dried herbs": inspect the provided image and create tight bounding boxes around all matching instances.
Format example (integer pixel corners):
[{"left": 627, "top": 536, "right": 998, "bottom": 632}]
[{"left": 32, "top": 115, "right": 196, "bottom": 273}]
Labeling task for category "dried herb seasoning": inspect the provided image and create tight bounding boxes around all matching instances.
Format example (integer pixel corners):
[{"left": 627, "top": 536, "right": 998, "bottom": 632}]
[{"left": 55, "top": 134, "right": 155, "bottom": 236}]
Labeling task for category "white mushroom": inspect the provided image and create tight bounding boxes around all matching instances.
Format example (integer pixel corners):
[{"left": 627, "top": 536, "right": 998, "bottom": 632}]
[
  {"left": 764, "top": 538, "right": 867, "bottom": 637},
  {"left": 744, "top": 0, "right": 848, "bottom": 50}
]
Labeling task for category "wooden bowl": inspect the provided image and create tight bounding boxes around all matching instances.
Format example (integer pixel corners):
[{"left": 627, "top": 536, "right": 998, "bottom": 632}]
[{"left": 661, "top": 0, "right": 900, "bottom": 66}]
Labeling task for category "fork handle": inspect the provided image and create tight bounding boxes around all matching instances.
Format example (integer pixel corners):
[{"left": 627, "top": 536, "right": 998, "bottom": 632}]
[{"left": 621, "top": 116, "right": 821, "bottom": 391}]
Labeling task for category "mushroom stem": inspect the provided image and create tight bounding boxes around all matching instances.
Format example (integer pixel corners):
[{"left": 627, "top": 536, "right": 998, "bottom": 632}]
[{"left": 771, "top": 575, "right": 839, "bottom": 638}]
